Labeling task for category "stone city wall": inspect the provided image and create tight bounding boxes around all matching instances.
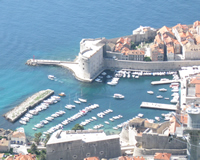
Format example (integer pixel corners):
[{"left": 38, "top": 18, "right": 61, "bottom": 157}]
[
  {"left": 107, "top": 30, "right": 157, "bottom": 44},
  {"left": 47, "top": 138, "right": 121, "bottom": 160},
  {"left": 104, "top": 58, "right": 200, "bottom": 71}
]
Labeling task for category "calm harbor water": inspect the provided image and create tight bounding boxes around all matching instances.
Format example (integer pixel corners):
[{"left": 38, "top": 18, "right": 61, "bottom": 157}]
[{"left": 0, "top": 1, "right": 199, "bottom": 137}]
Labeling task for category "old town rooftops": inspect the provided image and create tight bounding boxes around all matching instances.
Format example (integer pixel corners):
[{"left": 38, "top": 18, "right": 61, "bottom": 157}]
[
  {"left": 154, "top": 152, "right": 172, "bottom": 160},
  {"left": 47, "top": 130, "right": 119, "bottom": 145}
]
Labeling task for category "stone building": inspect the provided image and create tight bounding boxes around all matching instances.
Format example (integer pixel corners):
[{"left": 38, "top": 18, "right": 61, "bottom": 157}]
[
  {"left": 11, "top": 128, "right": 26, "bottom": 144},
  {"left": 46, "top": 130, "right": 121, "bottom": 160},
  {"left": 0, "top": 138, "right": 10, "bottom": 152}
]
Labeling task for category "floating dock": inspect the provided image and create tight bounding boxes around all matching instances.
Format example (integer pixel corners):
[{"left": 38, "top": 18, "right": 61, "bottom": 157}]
[
  {"left": 151, "top": 80, "right": 180, "bottom": 85},
  {"left": 140, "top": 102, "right": 177, "bottom": 111},
  {"left": 4, "top": 89, "right": 54, "bottom": 122}
]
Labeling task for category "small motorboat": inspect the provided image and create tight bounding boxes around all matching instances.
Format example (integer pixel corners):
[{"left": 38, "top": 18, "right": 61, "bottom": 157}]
[
  {"left": 113, "top": 93, "right": 124, "bottom": 99},
  {"left": 48, "top": 75, "right": 55, "bottom": 80},
  {"left": 156, "top": 95, "right": 163, "bottom": 99},
  {"left": 59, "top": 92, "right": 66, "bottom": 96},
  {"left": 159, "top": 88, "right": 167, "bottom": 92},
  {"left": 147, "top": 91, "right": 154, "bottom": 94}
]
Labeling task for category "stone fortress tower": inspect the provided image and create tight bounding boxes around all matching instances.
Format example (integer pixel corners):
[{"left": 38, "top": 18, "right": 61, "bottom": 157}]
[
  {"left": 184, "top": 104, "right": 200, "bottom": 160},
  {"left": 77, "top": 38, "right": 106, "bottom": 81}
]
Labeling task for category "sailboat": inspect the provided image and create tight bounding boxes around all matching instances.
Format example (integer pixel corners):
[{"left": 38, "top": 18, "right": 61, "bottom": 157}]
[
  {"left": 78, "top": 89, "right": 87, "bottom": 103},
  {"left": 65, "top": 95, "right": 76, "bottom": 109},
  {"left": 74, "top": 93, "right": 81, "bottom": 104}
]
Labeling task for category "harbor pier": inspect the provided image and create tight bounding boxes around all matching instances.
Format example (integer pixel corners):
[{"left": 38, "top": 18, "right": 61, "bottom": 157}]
[
  {"left": 3, "top": 89, "right": 54, "bottom": 122},
  {"left": 151, "top": 80, "right": 180, "bottom": 85},
  {"left": 140, "top": 102, "right": 177, "bottom": 111}
]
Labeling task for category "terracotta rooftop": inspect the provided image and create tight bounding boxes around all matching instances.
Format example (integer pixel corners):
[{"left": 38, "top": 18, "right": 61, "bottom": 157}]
[
  {"left": 115, "top": 43, "right": 124, "bottom": 52},
  {"left": 154, "top": 35, "right": 164, "bottom": 44},
  {"left": 157, "top": 26, "right": 171, "bottom": 35},
  {"left": 123, "top": 37, "right": 131, "bottom": 45},
  {"left": 84, "top": 157, "right": 99, "bottom": 160},
  {"left": 195, "top": 84, "right": 200, "bottom": 97},
  {"left": 190, "top": 75, "right": 200, "bottom": 84},
  {"left": 173, "top": 23, "right": 189, "bottom": 32},
  {"left": 169, "top": 116, "right": 181, "bottom": 133},
  {"left": 116, "top": 37, "right": 124, "bottom": 44},
  {"left": 14, "top": 153, "right": 36, "bottom": 160},
  {"left": 119, "top": 156, "right": 133, "bottom": 160},
  {"left": 12, "top": 131, "right": 25, "bottom": 139},
  {"left": 121, "top": 47, "right": 130, "bottom": 55},
  {"left": 180, "top": 114, "right": 188, "bottom": 125},
  {"left": 5, "top": 156, "right": 13, "bottom": 160},
  {"left": 154, "top": 152, "right": 172, "bottom": 160}
]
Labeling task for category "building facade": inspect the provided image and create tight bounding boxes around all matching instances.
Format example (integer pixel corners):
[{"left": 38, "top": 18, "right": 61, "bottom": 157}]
[{"left": 46, "top": 130, "right": 121, "bottom": 160}]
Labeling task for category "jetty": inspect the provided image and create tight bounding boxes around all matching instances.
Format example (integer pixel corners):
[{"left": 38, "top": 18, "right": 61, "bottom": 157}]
[
  {"left": 151, "top": 80, "right": 180, "bottom": 85},
  {"left": 140, "top": 102, "right": 177, "bottom": 111},
  {"left": 4, "top": 89, "right": 54, "bottom": 122}
]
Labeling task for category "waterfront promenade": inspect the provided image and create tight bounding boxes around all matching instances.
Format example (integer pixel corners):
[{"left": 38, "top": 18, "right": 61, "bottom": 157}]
[{"left": 140, "top": 102, "right": 177, "bottom": 111}]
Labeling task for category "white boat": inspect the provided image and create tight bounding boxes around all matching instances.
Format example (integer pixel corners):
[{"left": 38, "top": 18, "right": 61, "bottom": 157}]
[
  {"left": 160, "top": 78, "right": 169, "bottom": 81},
  {"left": 32, "top": 128, "right": 37, "bottom": 130},
  {"left": 106, "top": 75, "right": 112, "bottom": 79},
  {"left": 59, "top": 92, "right": 66, "bottom": 96},
  {"left": 155, "top": 117, "right": 160, "bottom": 121},
  {"left": 159, "top": 88, "right": 167, "bottom": 92},
  {"left": 138, "top": 113, "right": 144, "bottom": 118},
  {"left": 156, "top": 95, "right": 163, "bottom": 99},
  {"left": 109, "top": 118, "right": 114, "bottom": 121},
  {"left": 104, "top": 121, "right": 109, "bottom": 124},
  {"left": 147, "top": 91, "right": 154, "bottom": 94},
  {"left": 107, "top": 81, "right": 118, "bottom": 86},
  {"left": 74, "top": 100, "right": 81, "bottom": 104},
  {"left": 19, "top": 120, "right": 26, "bottom": 125},
  {"left": 135, "top": 75, "right": 139, "bottom": 78},
  {"left": 48, "top": 75, "right": 55, "bottom": 80},
  {"left": 113, "top": 93, "right": 124, "bottom": 99},
  {"left": 78, "top": 98, "right": 87, "bottom": 103},
  {"left": 101, "top": 72, "right": 107, "bottom": 76},
  {"left": 113, "top": 127, "right": 118, "bottom": 130},
  {"left": 165, "top": 97, "right": 169, "bottom": 100},
  {"left": 171, "top": 92, "right": 179, "bottom": 97},
  {"left": 95, "top": 78, "right": 102, "bottom": 82},
  {"left": 171, "top": 88, "right": 179, "bottom": 92}
]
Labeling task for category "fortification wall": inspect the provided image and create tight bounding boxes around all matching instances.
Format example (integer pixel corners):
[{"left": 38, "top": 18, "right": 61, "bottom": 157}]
[
  {"left": 107, "top": 30, "right": 157, "bottom": 44},
  {"left": 141, "top": 133, "right": 186, "bottom": 149},
  {"left": 133, "top": 148, "right": 187, "bottom": 156},
  {"left": 47, "top": 137, "right": 121, "bottom": 160},
  {"left": 104, "top": 59, "right": 200, "bottom": 71}
]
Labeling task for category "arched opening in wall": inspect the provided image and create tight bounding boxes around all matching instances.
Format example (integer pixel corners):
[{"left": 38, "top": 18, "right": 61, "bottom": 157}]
[
  {"left": 86, "top": 153, "right": 91, "bottom": 157},
  {"left": 73, "top": 155, "right": 77, "bottom": 159},
  {"left": 99, "top": 151, "right": 104, "bottom": 155}
]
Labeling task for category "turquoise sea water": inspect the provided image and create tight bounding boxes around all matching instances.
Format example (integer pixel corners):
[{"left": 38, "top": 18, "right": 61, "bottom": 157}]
[{"left": 0, "top": 1, "right": 199, "bottom": 137}]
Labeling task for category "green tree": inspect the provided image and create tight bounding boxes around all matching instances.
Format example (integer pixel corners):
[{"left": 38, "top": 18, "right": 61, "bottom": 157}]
[
  {"left": 31, "top": 143, "right": 37, "bottom": 153},
  {"left": 34, "top": 132, "right": 42, "bottom": 145},
  {"left": 144, "top": 56, "right": 152, "bottom": 61},
  {"left": 39, "top": 153, "right": 46, "bottom": 160},
  {"left": 131, "top": 42, "right": 136, "bottom": 50},
  {"left": 72, "top": 124, "right": 84, "bottom": 131},
  {"left": 44, "top": 134, "right": 50, "bottom": 146}
]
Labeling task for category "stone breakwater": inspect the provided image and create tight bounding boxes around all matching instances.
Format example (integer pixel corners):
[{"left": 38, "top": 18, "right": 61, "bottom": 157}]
[{"left": 3, "top": 89, "right": 54, "bottom": 123}]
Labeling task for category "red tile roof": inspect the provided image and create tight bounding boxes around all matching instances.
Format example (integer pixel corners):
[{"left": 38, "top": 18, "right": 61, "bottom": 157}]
[
  {"left": 167, "top": 46, "right": 174, "bottom": 54},
  {"left": 154, "top": 152, "right": 172, "bottom": 160},
  {"left": 157, "top": 26, "right": 171, "bottom": 35},
  {"left": 121, "top": 47, "right": 130, "bottom": 55},
  {"left": 115, "top": 43, "right": 124, "bottom": 52},
  {"left": 12, "top": 131, "right": 25, "bottom": 139},
  {"left": 123, "top": 37, "right": 131, "bottom": 46},
  {"left": 133, "top": 156, "right": 145, "bottom": 160},
  {"left": 169, "top": 116, "right": 181, "bottom": 133},
  {"left": 15, "top": 153, "right": 36, "bottom": 160},
  {"left": 116, "top": 37, "right": 124, "bottom": 44},
  {"left": 195, "top": 35, "right": 200, "bottom": 45},
  {"left": 180, "top": 114, "right": 188, "bottom": 125}
]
